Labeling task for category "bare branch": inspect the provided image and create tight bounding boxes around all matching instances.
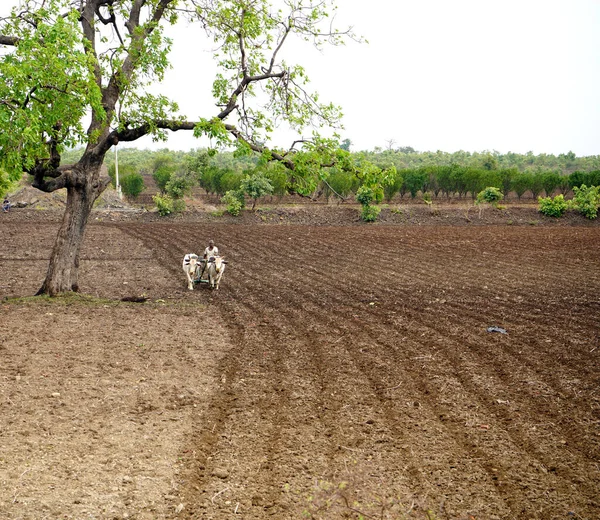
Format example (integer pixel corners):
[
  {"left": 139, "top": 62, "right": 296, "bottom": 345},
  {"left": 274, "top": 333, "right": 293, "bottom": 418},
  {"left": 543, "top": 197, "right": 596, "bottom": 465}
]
[{"left": 95, "top": 1, "right": 125, "bottom": 46}]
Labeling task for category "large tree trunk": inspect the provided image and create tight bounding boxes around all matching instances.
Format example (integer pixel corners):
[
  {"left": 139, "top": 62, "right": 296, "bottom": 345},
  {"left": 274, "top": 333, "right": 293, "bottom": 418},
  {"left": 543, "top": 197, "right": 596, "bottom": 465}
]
[{"left": 37, "top": 166, "right": 104, "bottom": 296}]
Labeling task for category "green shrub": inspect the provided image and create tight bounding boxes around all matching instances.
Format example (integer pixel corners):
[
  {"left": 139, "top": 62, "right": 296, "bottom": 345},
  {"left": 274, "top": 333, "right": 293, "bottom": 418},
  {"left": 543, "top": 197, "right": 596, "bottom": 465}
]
[
  {"left": 356, "top": 185, "right": 383, "bottom": 206},
  {"left": 172, "top": 198, "right": 186, "bottom": 213},
  {"left": 538, "top": 194, "right": 567, "bottom": 217},
  {"left": 361, "top": 204, "right": 381, "bottom": 222},
  {"left": 476, "top": 186, "right": 503, "bottom": 206},
  {"left": 152, "top": 194, "right": 184, "bottom": 216},
  {"left": 572, "top": 184, "right": 600, "bottom": 219},
  {"left": 221, "top": 190, "right": 244, "bottom": 216},
  {"left": 165, "top": 171, "right": 194, "bottom": 199},
  {"left": 120, "top": 172, "right": 145, "bottom": 199}
]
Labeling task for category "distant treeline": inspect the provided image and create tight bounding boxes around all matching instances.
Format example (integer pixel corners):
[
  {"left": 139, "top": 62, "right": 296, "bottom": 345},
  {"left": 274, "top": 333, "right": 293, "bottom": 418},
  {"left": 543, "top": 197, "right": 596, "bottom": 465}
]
[{"left": 60, "top": 146, "right": 600, "bottom": 201}]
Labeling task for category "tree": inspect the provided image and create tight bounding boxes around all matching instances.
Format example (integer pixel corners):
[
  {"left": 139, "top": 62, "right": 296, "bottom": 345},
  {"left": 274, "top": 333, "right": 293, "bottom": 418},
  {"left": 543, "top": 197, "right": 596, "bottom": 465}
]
[
  {"left": 353, "top": 157, "right": 395, "bottom": 221},
  {"left": 528, "top": 172, "right": 545, "bottom": 200},
  {"left": 404, "top": 168, "right": 427, "bottom": 199},
  {"left": 240, "top": 173, "right": 274, "bottom": 210},
  {"left": 498, "top": 168, "right": 517, "bottom": 200},
  {"left": 463, "top": 167, "right": 484, "bottom": 200},
  {"left": 339, "top": 138, "right": 352, "bottom": 152},
  {"left": 0, "top": 0, "right": 354, "bottom": 295},
  {"left": 383, "top": 168, "right": 403, "bottom": 202},
  {"left": 541, "top": 171, "right": 561, "bottom": 197},
  {"left": 120, "top": 172, "right": 145, "bottom": 199},
  {"left": 511, "top": 173, "right": 530, "bottom": 200}
]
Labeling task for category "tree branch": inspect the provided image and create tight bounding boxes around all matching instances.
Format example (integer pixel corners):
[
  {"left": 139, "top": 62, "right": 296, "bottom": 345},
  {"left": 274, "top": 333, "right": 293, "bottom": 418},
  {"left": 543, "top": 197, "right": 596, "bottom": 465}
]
[{"left": 0, "top": 35, "right": 19, "bottom": 46}]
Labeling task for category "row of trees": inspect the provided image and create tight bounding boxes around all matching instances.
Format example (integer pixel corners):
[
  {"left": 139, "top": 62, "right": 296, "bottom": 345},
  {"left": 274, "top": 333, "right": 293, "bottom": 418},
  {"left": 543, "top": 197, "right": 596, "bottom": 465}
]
[
  {"left": 97, "top": 146, "right": 600, "bottom": 206},
  {"left": 363, "top": 147, "right": 600, "bottom": 174}
]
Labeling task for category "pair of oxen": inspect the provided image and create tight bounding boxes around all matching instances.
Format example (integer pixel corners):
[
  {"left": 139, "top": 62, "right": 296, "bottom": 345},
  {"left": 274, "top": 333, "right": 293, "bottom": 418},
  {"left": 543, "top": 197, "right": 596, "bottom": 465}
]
[{"left": 182, "top": 253, "right": 226, "bottom": 290}]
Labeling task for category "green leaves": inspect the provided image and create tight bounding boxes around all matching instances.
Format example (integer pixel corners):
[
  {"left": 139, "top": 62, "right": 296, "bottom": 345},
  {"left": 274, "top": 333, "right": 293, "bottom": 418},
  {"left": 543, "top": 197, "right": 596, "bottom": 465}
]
[
  {"left": 476, "top": 186, "right": 503, "bottom": 206},
  {"left": 538, "top": 194, "right": 568, "bottom": 218},
  {"left": 0, "top": 0, "right": 102, "bottom": 175},
  {"left": 201, "top": 0, "right": 349, "bottom": 145},
  {"left": 240, "top": 172, "right": 274, "bottom": 208},
  {"left": 572, "top": 184, "right": 600, "bottom": 219}
]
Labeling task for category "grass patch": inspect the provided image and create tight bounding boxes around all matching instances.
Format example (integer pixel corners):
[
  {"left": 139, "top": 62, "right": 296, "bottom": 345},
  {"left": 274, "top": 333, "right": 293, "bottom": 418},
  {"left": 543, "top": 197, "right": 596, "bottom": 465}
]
[{"left": 3, "top": 292, "right": 119, "bottom": 306}]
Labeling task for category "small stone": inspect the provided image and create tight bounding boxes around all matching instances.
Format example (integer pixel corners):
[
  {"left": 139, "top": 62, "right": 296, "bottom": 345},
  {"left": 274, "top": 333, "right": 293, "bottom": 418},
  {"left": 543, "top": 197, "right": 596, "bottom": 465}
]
[
  {"left": 51, "top": 392, "right": 61, "bottom": 398},
  {"left": 212, "top": 468, "right": 229, "bottom": 479}
]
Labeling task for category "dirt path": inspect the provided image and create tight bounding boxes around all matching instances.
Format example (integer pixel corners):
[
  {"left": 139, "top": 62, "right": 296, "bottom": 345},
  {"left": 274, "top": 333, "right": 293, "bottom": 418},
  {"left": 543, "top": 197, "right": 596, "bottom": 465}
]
[{"left": 1, "top": 214, "right": 599, "bottom": 519}]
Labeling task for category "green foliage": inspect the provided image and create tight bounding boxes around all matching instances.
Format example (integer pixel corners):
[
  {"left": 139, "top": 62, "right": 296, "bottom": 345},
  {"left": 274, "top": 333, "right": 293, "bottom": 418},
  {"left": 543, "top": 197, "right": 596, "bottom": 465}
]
[
  {"left": 198, "top": 165, "right": 242, "bottom": 196},
  {"left": 356, "top": 185, "right": 383, "bottom": 206},
  {"left": 323, "top": 169, "right": 358, "bottom": 200},
  {"left": 572, "top": 184, "right": 600, "bottom": 219},
  {"left": 476, "top": 186, "right": 503, "bottom": 206},
  {"left": 221, "top": 190, "right": 244, "bottom": 216},
  {"left": 360, "top": 204, "right": 381, "bottom": 222},
  {"left": 220, "top": 169, "right": 244, "bottom": 194},
  {"left": 511, "top": 172, "right": 530, "bottom": 199},
  {"left": 538, "top": 194, "right": 568, "bottom": 217},
  {"left": 463, "top": 167, "right": 485, "bottom": 199},
  {"left": 569, "top": 170, "right": 600, "bottom": 189},
  {"left": 356, "top": 185, "right": 384, "bottom": 222},
  {"left": 153, "top": 166, "right": 175, "bottom": 194},
  {"left": 383, "top": 168, "right": 404, "bottom": 202},
  {"left": 263, "top": 163, "right": 288, "bottom": 199},
  {"left": 527, "top": 172, "right": 545, "bottom": 199},
  {"left": 165, "top": 171, "right": 194, "bottom": 199},
  {"left": 404, "top": 168, "right": 427, "bottom": 198},
  {"left": 108, "top": 163, "right": 137, "bottom": 187},
  {"left": 541, "top": 171, "right": 562, "bottom": 197},
  {"left": 240, "top": 173, "right": 274, "bottom": 209},
  {"left": 339, "top": 138, "right": 352, "bottom": 151},
  {"left": 498, "top": 168, "right": 517, "bottom": 198},
  {"left": 480, "top": 152, "right": 499, "bottom": 171},
  {"left": 0, "top": 167, "right": 18, "bottom": 198},
  {"left": 349, "top": 157, "right": 394, "bottom": 222},
  {"left": 0, "top": 1, "right": 104, "bottom": 178},
  {"left": 152, "top": 193, "right": 184, "bottom": 216},
  {"left": 119, "top": 173, "right": 145, "bottom": 199}
]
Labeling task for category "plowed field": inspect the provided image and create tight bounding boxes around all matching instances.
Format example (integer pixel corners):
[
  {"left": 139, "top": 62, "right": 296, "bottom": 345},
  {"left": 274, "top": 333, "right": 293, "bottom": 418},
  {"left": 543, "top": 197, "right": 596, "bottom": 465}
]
[{"left": 1, "top": 212, "right": 599, "bottom": 520}]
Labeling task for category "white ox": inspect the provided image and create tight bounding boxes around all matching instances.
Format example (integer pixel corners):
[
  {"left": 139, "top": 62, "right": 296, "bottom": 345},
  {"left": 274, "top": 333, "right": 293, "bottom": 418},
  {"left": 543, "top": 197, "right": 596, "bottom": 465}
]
[
  {"left": 182, "top": 253, "right": 200, "bottom": 290},
  {"left": 207, "top": 256, "right": 226, "bottom": 290}
]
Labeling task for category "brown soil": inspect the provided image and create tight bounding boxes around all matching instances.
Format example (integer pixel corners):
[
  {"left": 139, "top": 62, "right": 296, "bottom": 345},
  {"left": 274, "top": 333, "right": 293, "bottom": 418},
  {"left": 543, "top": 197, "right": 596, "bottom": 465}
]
[{"left": 1, "top": 205, "right": 599, "bottom": 520}]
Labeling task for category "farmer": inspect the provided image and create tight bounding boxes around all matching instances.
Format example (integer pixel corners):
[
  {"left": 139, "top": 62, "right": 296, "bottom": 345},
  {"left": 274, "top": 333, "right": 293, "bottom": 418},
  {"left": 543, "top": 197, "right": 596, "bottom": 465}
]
[
  {"left": 2, "top": 197, "right": 10, "bottom": 213},
  {"left": 199, "top": 239, "right": 219, "bottom": 279}
]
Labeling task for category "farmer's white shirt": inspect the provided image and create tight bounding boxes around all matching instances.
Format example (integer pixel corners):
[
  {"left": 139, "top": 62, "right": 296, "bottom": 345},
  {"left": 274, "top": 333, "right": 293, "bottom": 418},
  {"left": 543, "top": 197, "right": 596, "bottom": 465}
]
[{"left": 204, "top": 246, "right": 219, "bottom": 259}]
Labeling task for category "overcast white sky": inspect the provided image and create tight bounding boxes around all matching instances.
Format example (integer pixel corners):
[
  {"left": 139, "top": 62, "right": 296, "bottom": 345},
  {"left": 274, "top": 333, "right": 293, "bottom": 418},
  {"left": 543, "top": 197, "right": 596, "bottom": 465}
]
[{"left": 3, "top": 1, "right": 600, "bottom": 156}]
